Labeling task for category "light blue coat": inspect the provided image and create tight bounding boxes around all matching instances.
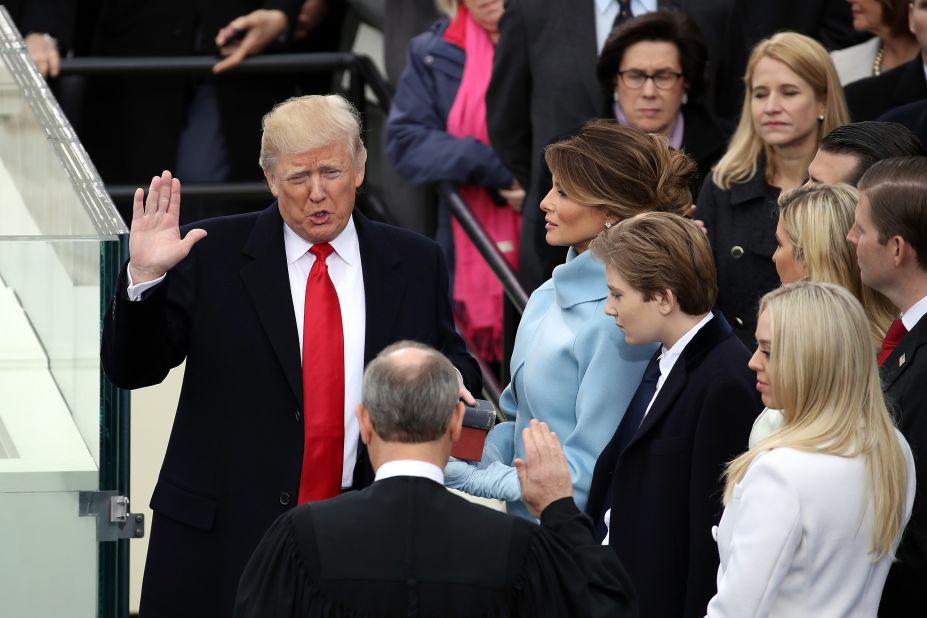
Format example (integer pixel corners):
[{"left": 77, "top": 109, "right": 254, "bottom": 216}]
[{"left": 447, "top": 248, "right": 656, "bottom": 518}]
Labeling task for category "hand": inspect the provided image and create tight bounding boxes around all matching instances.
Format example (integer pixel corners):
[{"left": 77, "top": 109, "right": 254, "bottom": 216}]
[
  {"left": 293, "top": 0, "right": 329, "bottom": 41},
  {"left": 687, "top": 205, "right": 707, "bottom": 236},
  {"left": 213, "top": 9, "right": 288, "bottom": 74},
  {"left": 24, "top": 33, "right": 60, "bottom": 78},
  {"left": 128, "top": 171, "right": 207, "bottom": 284},
  {"left": 499, "top": 179, "right": 524, "bottom": 213},
  {"left": 458, "top": 385, "right": 477, "bottom": 406},
  {"left": 444, "top": 457, "right": 476, "bottom": 489},
  {"left": 514, "top": 420, "right": 572, "bottom": 518}
]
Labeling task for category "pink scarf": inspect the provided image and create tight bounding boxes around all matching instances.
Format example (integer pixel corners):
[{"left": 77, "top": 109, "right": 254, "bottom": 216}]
[{"left": 445, "top": 7, "right": 520, "bottom": 363}]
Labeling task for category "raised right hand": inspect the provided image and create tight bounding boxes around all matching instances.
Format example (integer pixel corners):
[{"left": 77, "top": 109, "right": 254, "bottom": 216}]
[{"left": 128, "top": 170, "right": 207, "bottom": 284}]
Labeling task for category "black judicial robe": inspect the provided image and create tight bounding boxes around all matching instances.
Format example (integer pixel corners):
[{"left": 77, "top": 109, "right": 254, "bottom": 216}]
[{"left": 234, "top": 476, "right": 637, "bottom": 617}]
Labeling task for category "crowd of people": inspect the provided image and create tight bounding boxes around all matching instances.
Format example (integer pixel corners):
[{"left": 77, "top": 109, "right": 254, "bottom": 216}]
[{"left": 15, "top": 0, "right": 927, "bottom": 616}]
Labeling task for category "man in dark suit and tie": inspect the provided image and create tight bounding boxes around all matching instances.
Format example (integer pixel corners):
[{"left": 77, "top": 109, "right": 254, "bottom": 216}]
[
  {"left": 585, "top": 212, "right": 761, "bottom": 618},
  {"left": 235, "top": 340, "right": 637, "bottom": 617},
  {"left": 486, "top": 0, "right": 748, "bottom": 292},
  {"left": 848, "top": 157, "right": 927, "bottom": 616},
  {"left": 101, "top": 94, "right": 481, "bottom": 618}
]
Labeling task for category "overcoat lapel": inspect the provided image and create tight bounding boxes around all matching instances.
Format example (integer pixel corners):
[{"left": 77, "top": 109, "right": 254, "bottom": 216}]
[
  {"left": 240, "top": 204, "right": 303, "bottom": 408},
  {"left": 354, "top": 212, "right": 405, "bottom": 364}
]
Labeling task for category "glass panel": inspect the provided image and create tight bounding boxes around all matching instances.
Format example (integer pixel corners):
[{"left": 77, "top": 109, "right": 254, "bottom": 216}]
[
  {"left": 0, "top": 9, "right": 125, "bottom": 239},
  {"left": 0, "top": 7, "right": 128, "bottom": 618}
]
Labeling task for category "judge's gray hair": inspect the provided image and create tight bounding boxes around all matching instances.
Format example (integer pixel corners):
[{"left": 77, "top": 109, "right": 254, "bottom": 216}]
[
  {"left": 362, "top": 341, "right": 459, "bottom": 442},
  {"left": 258, "top": 94, "right": 368, "bottom": 172}
]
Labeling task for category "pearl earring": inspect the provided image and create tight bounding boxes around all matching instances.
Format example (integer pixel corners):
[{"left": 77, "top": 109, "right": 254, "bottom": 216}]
[
  {"left": 818, "top": 113, "right": 824, "bottom": 121},
  {"left": 682, "top": 92, "right": 688, "bottom": 105},
  {"left": 613, "top": 90, "right": 620, "bottom": 103}
]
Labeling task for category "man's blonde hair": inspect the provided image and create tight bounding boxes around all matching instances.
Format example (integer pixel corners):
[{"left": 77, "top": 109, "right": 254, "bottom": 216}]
[{"left": 258, "top": 94, "right": 368, "bottom": 172}]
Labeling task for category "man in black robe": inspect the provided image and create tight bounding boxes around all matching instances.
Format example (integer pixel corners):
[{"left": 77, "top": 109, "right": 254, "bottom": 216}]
[{"left": 234, "top": 341, "right": 637, "bottom": 618}]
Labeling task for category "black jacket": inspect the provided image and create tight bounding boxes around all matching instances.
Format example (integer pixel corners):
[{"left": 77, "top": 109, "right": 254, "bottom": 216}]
[
  {"left": 845, "top": 55, "right": 927, "bottom": 122},
  {"left": 695, "top": 158, "right": 780, "bottom": 349},
  {"left": 587, "top": 314, "right": 762, "bottom": 618},
  {"left": 879, "top": 315, "right": 927, "bottom": 617}
]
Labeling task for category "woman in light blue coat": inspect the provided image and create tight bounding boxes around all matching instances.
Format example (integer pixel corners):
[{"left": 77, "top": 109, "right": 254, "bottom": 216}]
[{"left": 447, "top": 119, "right": 699, "bottom": 518}]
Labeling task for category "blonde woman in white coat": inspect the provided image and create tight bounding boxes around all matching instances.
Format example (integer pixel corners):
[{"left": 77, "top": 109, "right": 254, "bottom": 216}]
[{"left": 706, "top": 282, "right": 915, "bottom": 617}]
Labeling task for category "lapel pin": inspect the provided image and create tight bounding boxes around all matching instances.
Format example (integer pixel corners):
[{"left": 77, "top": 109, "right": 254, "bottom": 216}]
[{"left": 899, "top": 354, "right": 906, "bottom": 367}]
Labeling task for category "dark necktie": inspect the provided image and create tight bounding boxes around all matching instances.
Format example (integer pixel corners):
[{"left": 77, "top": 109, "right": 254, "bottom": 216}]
[
  {"left": 614, "top": 354, "right": 661, "bottom": 454},
  {"left": 878, "top": 319, "right": 908, "bottom": 366},
  {"left": 298, "top": 243, "right": 345, "bottom": 504},
  {"left": 612, "top": 0, "right": 634, "bottom": 29},
  {"left": 593, "top": 353, "right": 662, "bottom": 539}
]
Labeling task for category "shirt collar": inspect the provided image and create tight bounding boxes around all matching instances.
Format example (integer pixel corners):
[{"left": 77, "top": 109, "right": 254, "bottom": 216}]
[
  {"left": 283, "top": 214, "right": 359, "bottom": 266},
  {"left": 375, "top": 460, "right": 445, "bottom": 484},
  {"left": 901, "top": 294, "right": 927, "bottom": 331},
  {"left": 658, "top": 313, "right": 714, "bottom": 376}
]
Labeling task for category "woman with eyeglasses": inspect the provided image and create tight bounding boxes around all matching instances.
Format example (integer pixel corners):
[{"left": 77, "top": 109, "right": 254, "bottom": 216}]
[
  {"left": 695, "top": 32, "right": 849, "bottom": 350},
  {"left": 597, "top": 10, "right": 732, "bottom": 195}
]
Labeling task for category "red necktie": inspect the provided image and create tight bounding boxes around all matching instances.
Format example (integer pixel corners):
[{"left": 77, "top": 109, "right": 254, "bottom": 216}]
[
  {"left": 298, "top": 243, "right": 344, "bottom": 503},
  {"left": 878, "top": 319, "right": 908, "bottom": 366}
]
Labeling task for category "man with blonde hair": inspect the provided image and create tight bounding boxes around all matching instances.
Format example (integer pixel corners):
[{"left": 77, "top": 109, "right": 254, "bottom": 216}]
[
  {"left": 101, "top": 94, "right": 480, "bottom": 618},
  {"left": 848, "top": 156, "right": 927, "bottom": 615}
]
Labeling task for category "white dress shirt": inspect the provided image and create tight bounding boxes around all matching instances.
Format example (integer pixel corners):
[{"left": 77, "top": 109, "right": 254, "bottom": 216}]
[
  {"left": 375, "top": 459, "right": 445, "bottom": 485},
  {"left": 127, "top": 216, "right": 367, "bottom": 488},
  {"left": 901, "top": 294, "right": 927, "bottom": 331},
  {"left": 594, "top": 0, "right": 657, "bottom": 53},
  {"left": 642, "top": 312, "right": 714, "bottom": 419}
]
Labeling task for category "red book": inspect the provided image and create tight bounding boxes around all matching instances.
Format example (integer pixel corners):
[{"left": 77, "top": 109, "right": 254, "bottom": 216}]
[{"left": 452, "top": 399, "right": 497, "bottom": 462}]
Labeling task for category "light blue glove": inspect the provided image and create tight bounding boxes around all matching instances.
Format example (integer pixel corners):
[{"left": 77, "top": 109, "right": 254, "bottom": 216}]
[
  {"left": 443, "top": 459, "right": 520, "bottom": 502},
  {"left": 480, "top": 421, "right": 515, "bottom": 469}
]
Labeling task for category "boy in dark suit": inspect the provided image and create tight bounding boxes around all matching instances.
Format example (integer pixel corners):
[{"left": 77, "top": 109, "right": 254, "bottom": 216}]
[
  {"left": 235, "top": 341, "right": 637, "bottom": 617},
  {"left": 586, "top": 212, "right": 762, "bottom": 618}
]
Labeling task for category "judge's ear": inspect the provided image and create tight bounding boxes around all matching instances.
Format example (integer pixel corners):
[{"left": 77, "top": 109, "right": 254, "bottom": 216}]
[
  {"left": 356, "top": 404, "right": 374, "bottom": 446},
  {"left": 448, "top": 402, "right": 466, "bottom": 443}
]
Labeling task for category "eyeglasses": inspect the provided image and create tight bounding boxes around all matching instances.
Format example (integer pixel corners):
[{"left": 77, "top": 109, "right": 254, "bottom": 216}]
[{"left": 617, "top": 70, "right": 683, "bottom": 90}]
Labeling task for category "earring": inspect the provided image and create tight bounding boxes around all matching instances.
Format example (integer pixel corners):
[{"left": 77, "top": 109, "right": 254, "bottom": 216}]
[
  {"left": 613, "top": 90, "right": 620, "bottom": 103},
  {"left": 818, "top": 113, "right": 824, "bottom": 121},
  {"left": 604, "top": 219, "right": 615, "bottom": 230},
  {"left": 681, "top": 92, "right": 689, "bottom": 105}
]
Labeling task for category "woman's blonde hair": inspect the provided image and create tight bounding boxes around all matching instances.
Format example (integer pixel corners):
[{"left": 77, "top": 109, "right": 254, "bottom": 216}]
[
  {"left": 723, "top": 282, "right": 908, "bottom": 557},
  {"left": 545, "top": 119, "right": 695, "bottom": 221},
  {"left": 711, "top": 32, "right": 849, "bottom": 190},
  {"left": 777, "top": 183, "right": 896, "bottom": 350}
]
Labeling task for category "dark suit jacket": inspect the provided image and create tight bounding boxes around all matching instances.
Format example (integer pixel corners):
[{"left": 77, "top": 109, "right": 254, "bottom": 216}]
[
  {"left": 845, "top": 55, "right": 927, "bottom": 122},
  {"left": 235, "top": 476, "right": 638, "bottom": 617},
  {"left": 486, "top": 0, "right": 747, "bottom": 292},
  {"left": 879, "top": 315, "right": 927, "bottom": 617},
  {"left": 101, "top": 206, "right": 480, "bottom": 618},
  {"left": 743, "top": 0, "right": 863, "bottom": 51},
  {"left": 4, "top": 0, "right": 76, "bottom": 49},
  {"left": 586, "top": 314, "right": 762, "bottom": 618}
]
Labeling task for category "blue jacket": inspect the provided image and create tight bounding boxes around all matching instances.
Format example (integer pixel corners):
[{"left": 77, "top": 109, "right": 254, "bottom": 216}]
[
  {"left": 385, "top": 18, "right": 513, "bottom": 189},
  {"left": 447, "top": 249, "right": 656, "bottom": 518}
]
